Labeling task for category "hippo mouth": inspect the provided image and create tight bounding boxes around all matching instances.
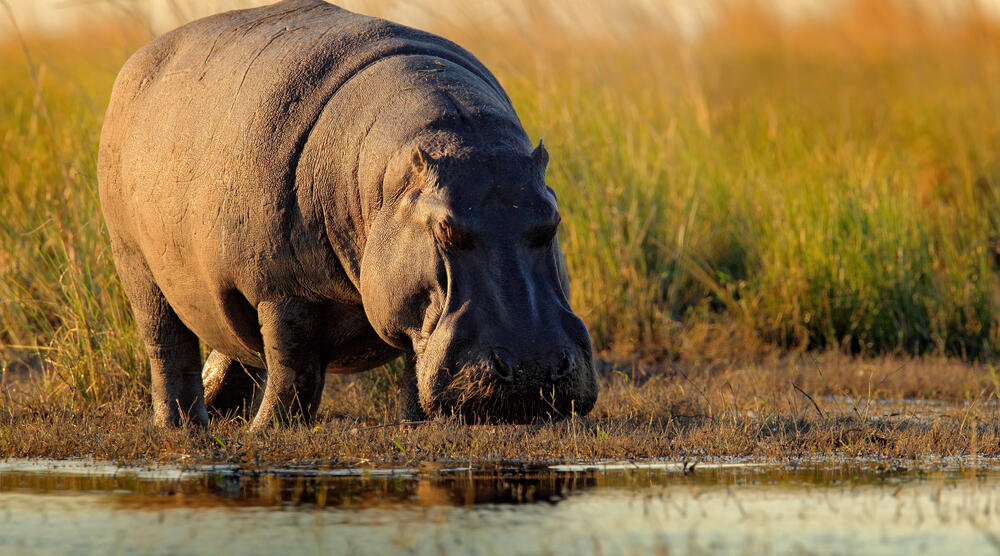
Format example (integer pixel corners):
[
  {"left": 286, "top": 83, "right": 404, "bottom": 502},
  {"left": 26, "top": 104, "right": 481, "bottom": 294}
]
[{"left": 417, "top": 355, "right": 597, "bottom": 424}]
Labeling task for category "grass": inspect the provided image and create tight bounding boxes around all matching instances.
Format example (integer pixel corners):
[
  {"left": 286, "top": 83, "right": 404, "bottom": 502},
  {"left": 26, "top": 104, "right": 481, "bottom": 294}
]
[
  {"left": 3, "top": 1, "right": 1000, "bottom": 462},
  {"left": 4, "top": 351, "right": 1000, "bottom": 462},
  {"left": 502, "top": 5, "right": 1000, "bottom": 356}
]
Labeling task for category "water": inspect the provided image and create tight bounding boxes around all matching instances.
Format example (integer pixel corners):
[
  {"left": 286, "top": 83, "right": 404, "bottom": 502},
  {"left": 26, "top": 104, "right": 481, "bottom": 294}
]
[{"left": 2, "top": 458, "right": 1000, "bottom": 555}]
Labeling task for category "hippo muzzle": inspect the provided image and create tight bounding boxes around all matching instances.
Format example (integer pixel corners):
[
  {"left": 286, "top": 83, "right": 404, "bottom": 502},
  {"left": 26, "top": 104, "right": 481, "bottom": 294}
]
[{"left": 415, "top": 302, "right": 598, "bottom": 423}]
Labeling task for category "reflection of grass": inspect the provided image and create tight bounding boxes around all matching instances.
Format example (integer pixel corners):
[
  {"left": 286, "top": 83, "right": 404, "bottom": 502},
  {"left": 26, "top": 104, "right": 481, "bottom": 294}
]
[{"left": 2, "top": 2, "right": 1000, "bottom": 457}]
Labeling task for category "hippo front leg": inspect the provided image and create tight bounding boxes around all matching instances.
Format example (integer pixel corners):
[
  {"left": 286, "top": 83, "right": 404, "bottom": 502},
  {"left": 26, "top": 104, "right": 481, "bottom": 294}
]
[
  {"left": 251, "top": 298, "right": 325, "bottom": 429},
  {"left": 399, "top": 354, "right": 428, "bottom": 422}
]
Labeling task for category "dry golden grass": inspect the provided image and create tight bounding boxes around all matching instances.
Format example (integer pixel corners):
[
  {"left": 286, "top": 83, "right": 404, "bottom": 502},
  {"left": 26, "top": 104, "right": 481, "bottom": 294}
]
[{"left": 4, "top": 350, "right": 999, "bottom": 463}]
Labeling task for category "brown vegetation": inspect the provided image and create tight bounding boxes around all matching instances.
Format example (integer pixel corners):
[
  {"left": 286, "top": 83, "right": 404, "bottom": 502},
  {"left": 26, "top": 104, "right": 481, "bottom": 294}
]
[{"left": 4, "top": 348, "right": 999, "bottom": 464}]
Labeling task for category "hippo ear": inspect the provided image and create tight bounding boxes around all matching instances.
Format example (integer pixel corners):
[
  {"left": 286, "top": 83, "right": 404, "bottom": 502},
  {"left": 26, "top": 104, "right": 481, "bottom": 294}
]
[
  {"left": 411, "top": 147, "right": 431, "bottom": 175},
  {"left": 531, "top": 139, "right": 549, "bottom": 172}
]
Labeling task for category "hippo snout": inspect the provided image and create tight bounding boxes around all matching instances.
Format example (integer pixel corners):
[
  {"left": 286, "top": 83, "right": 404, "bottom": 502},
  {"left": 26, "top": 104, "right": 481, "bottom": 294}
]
[
  {"left": 418, "top": 343, "right": 598, "bottom": 423},
  {"left": 486, "top": 349, "right": 516, "bottom": 383},
  {"left": 484, "top": 347, "right": 577, "bottom": 384}
]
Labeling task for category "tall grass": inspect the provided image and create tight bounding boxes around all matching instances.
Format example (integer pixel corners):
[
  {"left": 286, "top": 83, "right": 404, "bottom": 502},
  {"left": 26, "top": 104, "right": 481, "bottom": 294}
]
[
  {"left": 2, "top": 1, "right": 1000, "bottom": 409},
  {"left": 0, "top": 24, "right": 150, "bottom": 406},
  {"left": 471, "top": 2, "right": 1000, "bottom": 355}
]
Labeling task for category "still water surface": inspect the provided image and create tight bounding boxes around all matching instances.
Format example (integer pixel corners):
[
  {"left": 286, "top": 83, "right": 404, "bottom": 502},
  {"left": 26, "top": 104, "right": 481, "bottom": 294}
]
[{"left": 2, "top": 458, "right": 999, "bottom": 555}]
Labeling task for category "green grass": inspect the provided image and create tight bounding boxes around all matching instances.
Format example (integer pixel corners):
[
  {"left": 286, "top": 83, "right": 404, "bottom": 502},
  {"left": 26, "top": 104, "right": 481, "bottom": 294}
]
[
  {"left": 0, "top": 25, "right": 150, "bottom": 407},
  {"left": 482, "top": 3, "right": 1000, "bottom": 356},
  {"left": 2, "top": 1, "right": 1000, "bottom": 417}
]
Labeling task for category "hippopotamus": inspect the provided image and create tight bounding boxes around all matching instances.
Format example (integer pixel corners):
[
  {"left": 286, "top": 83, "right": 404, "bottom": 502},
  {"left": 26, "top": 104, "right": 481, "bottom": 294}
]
[{"left": 98, "top": 0, "right": 597, "bottom": 429}]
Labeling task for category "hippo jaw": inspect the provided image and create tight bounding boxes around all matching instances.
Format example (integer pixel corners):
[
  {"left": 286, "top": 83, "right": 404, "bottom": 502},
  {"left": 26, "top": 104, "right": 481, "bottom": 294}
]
[
  {"left": 413, "top": 345, "right": 598, "bottom": 423},
  {"left": 416, "top": 322, "right": 598, "bottom": 423}
]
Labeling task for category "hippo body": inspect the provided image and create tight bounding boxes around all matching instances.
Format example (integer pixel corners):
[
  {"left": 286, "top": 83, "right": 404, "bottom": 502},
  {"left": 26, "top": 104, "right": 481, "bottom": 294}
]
[{"left": 99, "top": 0, "right": 597, "bottom": 428}]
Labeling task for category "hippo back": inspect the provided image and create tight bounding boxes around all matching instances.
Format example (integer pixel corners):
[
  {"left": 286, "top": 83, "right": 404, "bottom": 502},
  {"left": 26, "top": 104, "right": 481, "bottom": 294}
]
[{"left": 98, "top": 0, "right": 529, "bottom": 367}]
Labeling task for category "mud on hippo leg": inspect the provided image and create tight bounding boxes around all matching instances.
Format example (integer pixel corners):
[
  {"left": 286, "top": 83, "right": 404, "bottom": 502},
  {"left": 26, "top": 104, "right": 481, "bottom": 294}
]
[
  {"left": 399, "top": 354, "right": 428, "bottom": 422},
  {"left": 251, "top": 298, "right": 325, "bottom": 429},
  {"left": 113, "top": 246, "right": 208, "bottom": 427},
  {"left": 202, "top": 350, "right": 265, "bottom": 420}
]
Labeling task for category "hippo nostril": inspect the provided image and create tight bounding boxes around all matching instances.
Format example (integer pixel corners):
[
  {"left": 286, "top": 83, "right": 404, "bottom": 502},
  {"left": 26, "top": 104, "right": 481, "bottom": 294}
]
[
  {"left": 551, "top": 351, "right": 572, "bottom": 382},
  {"left": 489, "top": 350, "right": 515, "bottom": 383}
]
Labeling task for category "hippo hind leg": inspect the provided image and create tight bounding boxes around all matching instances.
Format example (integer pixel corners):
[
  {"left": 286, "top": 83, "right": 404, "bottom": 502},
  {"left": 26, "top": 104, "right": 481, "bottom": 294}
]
[
  {"left": 112, "top": 243, "right": 208, "bottom": 427},
  {"left": 202, "top": 350, "right": 265, "bottom": 420}
]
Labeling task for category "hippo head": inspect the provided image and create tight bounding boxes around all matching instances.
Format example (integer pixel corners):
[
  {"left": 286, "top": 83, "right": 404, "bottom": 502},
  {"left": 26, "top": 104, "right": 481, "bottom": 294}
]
[{"left": 360, "top": 140, "right": 598, "bottom": 422}]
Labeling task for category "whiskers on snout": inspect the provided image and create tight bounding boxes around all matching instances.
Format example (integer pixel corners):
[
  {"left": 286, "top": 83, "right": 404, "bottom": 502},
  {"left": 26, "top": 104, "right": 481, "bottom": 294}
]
[{"left": 429, "top": 350, "right": 595, "bottom": 424}]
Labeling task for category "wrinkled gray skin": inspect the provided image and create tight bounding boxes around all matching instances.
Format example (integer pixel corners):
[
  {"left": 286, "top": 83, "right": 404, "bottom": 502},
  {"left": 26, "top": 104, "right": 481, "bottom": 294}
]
[{"left": 98, "top": 0, "right": 597, "bottom": 429}]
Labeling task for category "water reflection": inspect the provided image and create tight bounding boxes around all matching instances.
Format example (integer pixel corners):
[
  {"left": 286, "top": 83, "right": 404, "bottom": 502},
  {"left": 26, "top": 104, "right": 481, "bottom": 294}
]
[
  {"left": 2, "top": 459, "right": 999, "bottom": 555},
  {"left": 0, "top": 463, "right": 599, "bottom": 509}
]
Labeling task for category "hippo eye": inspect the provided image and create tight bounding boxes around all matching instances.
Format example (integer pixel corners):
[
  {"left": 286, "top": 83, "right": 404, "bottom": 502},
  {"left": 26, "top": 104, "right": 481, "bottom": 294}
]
[
  {"left": 434, "top": 219, "right": 464, "bottom": 249},
  {"left": 527, "top": 221, "right": 560, "bottom": 248}
]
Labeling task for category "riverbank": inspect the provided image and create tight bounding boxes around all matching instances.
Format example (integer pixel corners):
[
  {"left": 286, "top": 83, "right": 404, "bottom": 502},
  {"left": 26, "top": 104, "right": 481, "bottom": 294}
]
[{"left": 4, "top": 350, "right": 998, "bottom": 463}]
